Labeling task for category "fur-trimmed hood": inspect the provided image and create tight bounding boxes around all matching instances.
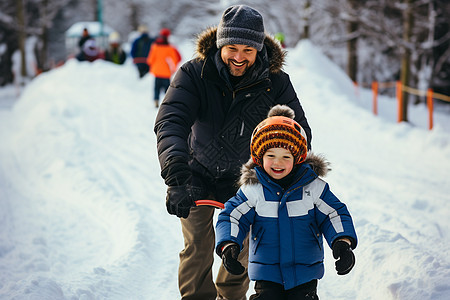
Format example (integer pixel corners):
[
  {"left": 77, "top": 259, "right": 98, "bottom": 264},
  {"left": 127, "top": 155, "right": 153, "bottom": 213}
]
[
  {"left": 239, "top": 152, "right": 331, "bottom": 186},
  {"left": 195, "top": 26, "right": 286, "bottom": 74}
]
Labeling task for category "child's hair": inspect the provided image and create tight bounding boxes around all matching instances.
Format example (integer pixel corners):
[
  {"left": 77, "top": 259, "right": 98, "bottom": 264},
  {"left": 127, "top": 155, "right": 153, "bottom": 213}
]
[{"left": 250, "top": 105, "right": 307, "bottom": 167}]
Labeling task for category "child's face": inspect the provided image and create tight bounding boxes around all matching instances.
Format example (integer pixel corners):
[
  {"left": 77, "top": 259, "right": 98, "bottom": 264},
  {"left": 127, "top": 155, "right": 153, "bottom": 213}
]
[{"left": 262, "top": 148, "right": 294, "bottom": 180}]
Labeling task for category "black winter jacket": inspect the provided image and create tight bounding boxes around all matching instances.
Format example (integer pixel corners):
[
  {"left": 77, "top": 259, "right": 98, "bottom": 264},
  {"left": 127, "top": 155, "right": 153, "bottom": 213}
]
[{"left": 154, "top": 27, "right": 312, "bottom": 203}]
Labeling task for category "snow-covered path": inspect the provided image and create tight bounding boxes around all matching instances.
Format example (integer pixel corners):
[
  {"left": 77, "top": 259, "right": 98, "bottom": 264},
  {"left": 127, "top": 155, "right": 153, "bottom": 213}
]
[
  {"left": 1, "top": 41, "right": 449, "bottom": 299},
  {"left": 0, "top": 61, "right": 182, "bottom": 299}
]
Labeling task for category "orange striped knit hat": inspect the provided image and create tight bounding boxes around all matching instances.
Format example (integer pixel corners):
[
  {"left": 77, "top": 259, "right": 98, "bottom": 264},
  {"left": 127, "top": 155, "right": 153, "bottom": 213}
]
[{"left": 250, "top": 105, "right": 308, "bottom": 167}]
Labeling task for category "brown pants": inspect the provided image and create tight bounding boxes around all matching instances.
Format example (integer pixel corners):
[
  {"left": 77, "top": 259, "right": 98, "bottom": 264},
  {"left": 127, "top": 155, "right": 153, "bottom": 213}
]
[{"left": 179, "top": 205, "right": 250, "bottom": 300}]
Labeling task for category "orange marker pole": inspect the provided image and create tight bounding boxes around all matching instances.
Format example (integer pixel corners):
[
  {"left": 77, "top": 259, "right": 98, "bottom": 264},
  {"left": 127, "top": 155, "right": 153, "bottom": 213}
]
[
  {"left": 396, "top": 81, "right": 403, "bottom": 123},
  {"left": 427, "top": 88, "right": 434, "bottom": 130},
  {"left": 372, "top": 81, "right": 378, "bottom": 115}
]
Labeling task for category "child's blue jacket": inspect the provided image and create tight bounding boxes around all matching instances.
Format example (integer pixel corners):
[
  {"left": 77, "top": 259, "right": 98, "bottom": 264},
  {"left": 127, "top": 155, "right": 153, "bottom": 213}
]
[{"left": 215, "top": 153, "right": 357, "bottom": 290}]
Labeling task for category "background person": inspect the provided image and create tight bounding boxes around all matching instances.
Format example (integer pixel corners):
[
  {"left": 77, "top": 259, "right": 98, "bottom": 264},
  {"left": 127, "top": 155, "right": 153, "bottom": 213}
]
[
  {"left": 104, "top": 32, "right": 127, "bottom": 65},
  {"left": 130, "top": 25, "right": 154, "bottom": 78},
  {"left": 76, "top": 38, "right": 103, "bottom": 62},
  {"left": 78, "top": 27, "right": 92, "bottom": 49},
  {"left": 147, "top": 28, "right": 181, "bottom": 108}
]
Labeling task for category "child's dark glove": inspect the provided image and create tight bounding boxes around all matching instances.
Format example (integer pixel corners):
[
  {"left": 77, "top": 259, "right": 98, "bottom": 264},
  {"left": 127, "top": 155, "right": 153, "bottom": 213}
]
[
  {"left": 221, "top": 243, "right": 245, "bottom": 275},
  {"left": 332, "top": 240, "right": 355, "bottom": 275}
]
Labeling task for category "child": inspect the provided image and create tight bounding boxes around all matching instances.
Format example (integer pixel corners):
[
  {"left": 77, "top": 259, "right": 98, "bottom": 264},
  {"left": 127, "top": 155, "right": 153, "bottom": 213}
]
[{"left": 215, "top": 105, "right": 357, "bottom": 299}]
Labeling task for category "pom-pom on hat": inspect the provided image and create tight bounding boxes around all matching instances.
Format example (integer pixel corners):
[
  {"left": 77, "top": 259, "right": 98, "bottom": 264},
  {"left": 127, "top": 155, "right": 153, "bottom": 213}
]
[
  {"left": 216, "top": 5, "right": 265, "bottom": 51},
  {"left": 251, "top": 105, "right": 308, "bottom": 167}
]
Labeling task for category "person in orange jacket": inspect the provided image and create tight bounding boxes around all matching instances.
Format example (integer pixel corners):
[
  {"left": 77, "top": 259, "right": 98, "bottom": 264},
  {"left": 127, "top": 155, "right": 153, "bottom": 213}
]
[{"left": 147, "top": 28, "right": 181, "bottom": 107}]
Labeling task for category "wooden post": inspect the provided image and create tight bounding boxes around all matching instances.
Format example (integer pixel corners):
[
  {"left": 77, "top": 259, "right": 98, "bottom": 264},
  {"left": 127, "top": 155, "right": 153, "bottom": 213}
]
[
  {"left": 427, "top": 88, "right": 433, "bottom": 130},
  {"left": 396, "top": 81, "right": 403, "bottom": 123},
  {"left": 372, "top": 81, "right": 378, "bottom": 115}
]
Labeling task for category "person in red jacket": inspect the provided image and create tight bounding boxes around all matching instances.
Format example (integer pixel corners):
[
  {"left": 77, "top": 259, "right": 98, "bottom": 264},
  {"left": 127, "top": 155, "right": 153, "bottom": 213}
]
[{"left": 147, "top": 28, "right": 181, "bottom": 107}]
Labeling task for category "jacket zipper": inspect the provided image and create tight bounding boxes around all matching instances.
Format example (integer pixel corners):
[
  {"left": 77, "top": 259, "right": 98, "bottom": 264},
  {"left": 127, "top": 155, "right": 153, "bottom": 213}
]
[{"left": 231, "top": 78, "right": 269, "bottom": 100}]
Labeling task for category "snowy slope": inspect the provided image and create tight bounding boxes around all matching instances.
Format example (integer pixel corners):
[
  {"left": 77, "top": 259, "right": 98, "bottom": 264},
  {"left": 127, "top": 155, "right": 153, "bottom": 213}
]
[{"left": 0, "top": 40, "right": 449, "bottom": 300}]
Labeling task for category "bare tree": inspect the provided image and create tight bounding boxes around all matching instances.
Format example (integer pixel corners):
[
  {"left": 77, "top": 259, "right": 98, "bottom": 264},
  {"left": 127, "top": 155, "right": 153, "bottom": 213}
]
[
  {"left": 344, "top": 0, "right": 360, "bottom": 82},
  {"left": 16, "top": 0, "right": 27, "bottom": 80},
  {"left": 0, "top": 1, "right": 18, "bottom": 85},
  {"left": 33, "top": 0, "right": 72, "bottom": 71},
  {"left": 399, "top": 0, "right": 413, "bottom": 121},
  {"left": 430, "top": 0, "right": 450, "bottom": 97},
  {"left": 302, "top": 0, "right": 311, "bottom": 40}
]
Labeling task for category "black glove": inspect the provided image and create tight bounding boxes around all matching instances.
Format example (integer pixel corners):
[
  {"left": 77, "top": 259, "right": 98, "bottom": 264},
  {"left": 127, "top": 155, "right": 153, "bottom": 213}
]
[
  {"left": 166, "top": 185, "right": 196, "bottom": 218},
  {"left": 221, "top": 243, "right": 245, "bottom": 275},
  {"left": 332, "top": 240, "right": 355, "bottom": 275}
]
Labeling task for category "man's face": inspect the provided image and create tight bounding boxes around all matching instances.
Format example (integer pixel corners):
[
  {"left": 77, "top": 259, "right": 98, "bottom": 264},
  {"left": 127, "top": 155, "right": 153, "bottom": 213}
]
[{"left": 220, "top": 44, "right": 258, "bottom": 77}]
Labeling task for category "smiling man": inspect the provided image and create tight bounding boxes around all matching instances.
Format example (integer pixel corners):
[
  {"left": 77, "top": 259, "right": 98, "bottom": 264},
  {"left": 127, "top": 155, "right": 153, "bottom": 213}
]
[
  {"left": 221, "top": 44, "right": 257, "bottom": 77},
  {"left": 154, "top": 5, "right": 312, "bottom": 300}
]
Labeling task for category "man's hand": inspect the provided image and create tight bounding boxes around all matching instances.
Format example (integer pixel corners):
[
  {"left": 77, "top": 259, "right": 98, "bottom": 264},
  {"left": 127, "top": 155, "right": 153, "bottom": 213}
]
[
  {"left": 166, "top": 185, "right": 195, "bottom": 218},
  {"left": 332, "top": 240, "right": 355, "bottom": 275},
  {"left": 221, "top": 243, "right": 245, "bottom": 275}
]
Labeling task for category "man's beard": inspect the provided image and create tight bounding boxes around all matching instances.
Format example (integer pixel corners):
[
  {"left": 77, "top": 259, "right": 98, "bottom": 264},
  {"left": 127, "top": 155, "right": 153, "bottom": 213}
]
[{"left": 226, "top": 59, "right": 250, "bottom": 77}]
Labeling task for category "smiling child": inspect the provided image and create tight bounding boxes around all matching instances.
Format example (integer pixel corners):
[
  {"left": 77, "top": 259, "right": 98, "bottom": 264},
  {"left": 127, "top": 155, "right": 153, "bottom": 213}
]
[{"left": 215, "top": 105, "right": 358, "bottom": 299}]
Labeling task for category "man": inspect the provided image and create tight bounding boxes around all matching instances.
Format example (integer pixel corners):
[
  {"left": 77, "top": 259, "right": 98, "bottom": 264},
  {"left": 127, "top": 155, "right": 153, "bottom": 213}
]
[
  {"left": 154, "top": 5, "right": 312, "bottom": 300},
  {"left": 130, "top": 25, "right": 154, "bottom": 78},
  {"left": 78, "top": 28, "right": 92, "bottom": 49}
]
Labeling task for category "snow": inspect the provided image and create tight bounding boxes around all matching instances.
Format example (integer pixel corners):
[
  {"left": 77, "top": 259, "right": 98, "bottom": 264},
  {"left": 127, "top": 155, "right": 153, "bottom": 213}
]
[{"left": 1, "top": 39, "right": 450, "bottom": 299}]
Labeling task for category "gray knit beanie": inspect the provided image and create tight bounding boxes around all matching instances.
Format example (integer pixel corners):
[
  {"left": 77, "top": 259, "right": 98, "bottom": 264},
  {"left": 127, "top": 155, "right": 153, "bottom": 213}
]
[{"left": 216, "top": 5, "right": 265, "bottom": 51}]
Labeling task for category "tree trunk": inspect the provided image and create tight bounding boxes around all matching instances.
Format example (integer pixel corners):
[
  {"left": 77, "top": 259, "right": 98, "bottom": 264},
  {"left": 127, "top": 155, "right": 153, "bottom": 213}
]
[
  {"left": 129, "top": 3, "right": 139, "bottom": 31},
  {"left": 39, "top": 28, "right": 49, "bottom": 72},
  {"left": 16, "top": 0, "right": 27, "bottom": 81},
  {"left": 303, "top": 0, "right": 310, "bottom": 39},
  {"left": 347, "top": 20, "right": 358, "bottom": 82},
  {"left": 0, "top": 28, "right": 17, "bottom": 86},
  {"left": 38, "top": 0, "right": 49, "bottom": 72},
  {"left": 400, "top": 0, "right": 413, "bottom": 122},
  {"left": 346, "top": 0, "right": 359, "bottom": 82}
]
